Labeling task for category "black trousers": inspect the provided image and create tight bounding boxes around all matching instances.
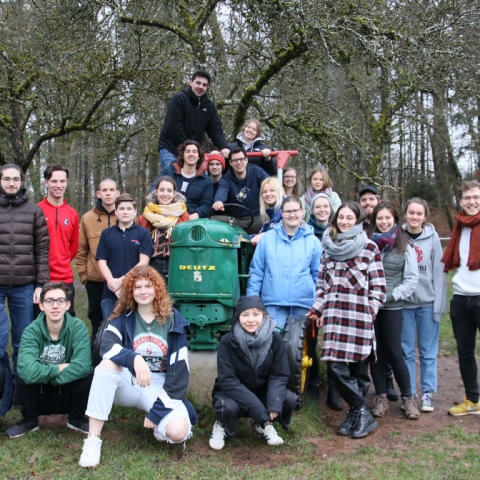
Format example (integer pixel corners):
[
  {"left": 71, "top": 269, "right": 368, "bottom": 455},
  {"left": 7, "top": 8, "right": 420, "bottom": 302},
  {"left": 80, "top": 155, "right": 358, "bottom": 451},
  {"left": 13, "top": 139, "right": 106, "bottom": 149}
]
[
  {"left": 370, "top": 309, "right": 412, "bottom": 398},
  {"left": 85, "top": 281, "right": 104, "bottom": 341},
  {"left": 149, "top": 257, "right": 169, "bottom": 285},
  {"left": 212, "top": 390, "right": 297, "bottom": 437},
  {"left": 329, "top": 360, "right": 370, "bottom": 408},
  {"left": 18, "top": 372, "right": 93, "bottom": 422},
  {"left": 450, "top": 294, "right": 480, "bottom": 403},
  {"left": 33, "top": 282, "right": 76, "bottom": 319}
]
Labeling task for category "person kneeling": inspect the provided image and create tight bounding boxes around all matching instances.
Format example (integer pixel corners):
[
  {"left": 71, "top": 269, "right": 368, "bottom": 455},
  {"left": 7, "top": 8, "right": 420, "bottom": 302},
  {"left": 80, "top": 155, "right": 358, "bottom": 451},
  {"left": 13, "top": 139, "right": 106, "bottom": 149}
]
[
  {"left": 79, "top": 266, "right": 197, "bottom": 468},
  {"left": 5, "top": 282, "right": 93, "bottom": 438},
  {"left": 209, "top": 296, "right": 297, "bottom": 450}
]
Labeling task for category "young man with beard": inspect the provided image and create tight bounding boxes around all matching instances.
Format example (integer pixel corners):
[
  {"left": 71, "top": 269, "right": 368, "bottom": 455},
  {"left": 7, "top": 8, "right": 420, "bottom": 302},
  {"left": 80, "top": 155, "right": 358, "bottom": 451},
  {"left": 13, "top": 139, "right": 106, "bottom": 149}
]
[
  {"left": 75, "top": 179, "right": 120, "bottom": 341},
  {"left": 443, "top": 180, "right": 480, "bottom": 416},
  {"left": 4, "top": 282, "right": 92, "bottom": 438},
  {"left": 0, "top": 164, "right": 49, "bottom": 378},
  {"left": 38, "top": 165, "right": 79, "bottom": 316},
  {"left": 157, "top": 70, "right": 230, "bottom": 170}
]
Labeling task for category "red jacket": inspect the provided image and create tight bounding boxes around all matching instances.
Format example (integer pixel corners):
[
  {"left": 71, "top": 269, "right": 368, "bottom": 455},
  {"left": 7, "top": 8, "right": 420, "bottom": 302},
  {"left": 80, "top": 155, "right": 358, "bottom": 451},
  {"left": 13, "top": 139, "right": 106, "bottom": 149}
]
[{"left": 38, "top": 198, "right": 79, "bottom": 283}]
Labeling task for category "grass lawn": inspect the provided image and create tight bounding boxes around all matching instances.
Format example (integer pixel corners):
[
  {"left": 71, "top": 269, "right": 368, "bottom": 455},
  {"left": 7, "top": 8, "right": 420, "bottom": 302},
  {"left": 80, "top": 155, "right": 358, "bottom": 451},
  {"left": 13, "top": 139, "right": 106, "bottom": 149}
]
[{"left": 1, "top": 274, "right": 479, "bottom": 479}]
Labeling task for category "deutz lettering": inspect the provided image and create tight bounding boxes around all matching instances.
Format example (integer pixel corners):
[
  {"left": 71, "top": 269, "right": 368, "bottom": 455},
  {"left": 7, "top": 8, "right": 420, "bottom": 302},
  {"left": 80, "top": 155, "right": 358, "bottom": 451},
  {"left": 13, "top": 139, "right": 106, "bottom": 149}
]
[{"left": 179, "top": 265, "right": 216, "bottom": 271}]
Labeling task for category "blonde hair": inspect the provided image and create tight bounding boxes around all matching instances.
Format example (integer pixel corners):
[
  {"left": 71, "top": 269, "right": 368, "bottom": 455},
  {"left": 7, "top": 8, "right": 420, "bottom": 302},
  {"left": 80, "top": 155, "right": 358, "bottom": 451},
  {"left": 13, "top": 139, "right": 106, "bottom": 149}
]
[
  {"left": 259, "top": 177, "right": 283, "bottom": 223},
  {"left": 240, "top": 118, "right": 263, "bottom": 137}
]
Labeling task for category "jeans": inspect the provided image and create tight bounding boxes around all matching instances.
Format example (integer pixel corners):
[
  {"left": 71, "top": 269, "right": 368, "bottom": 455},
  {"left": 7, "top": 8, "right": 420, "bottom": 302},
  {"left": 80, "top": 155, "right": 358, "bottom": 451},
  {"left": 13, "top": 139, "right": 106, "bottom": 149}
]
[
  {"left": 265, "top": 306, "right": 309, "bottom": 330},
  {"left": 0, "top": 283, "right": 34, "bottom": 374},
  {"left": 450, "top": 295, "right": 480, "bottom": 403},
  {"left": 370, "top": 309, "right": 412, "bottom": 398},
  {"left": 159, "top": 148, "right": 178, "bottom": 171},
  {"left": 101, "top": 297, "right": 118, "bottom": 320},
  {"left": 402, "top": 306, "right": 439, "bottom": 395}
]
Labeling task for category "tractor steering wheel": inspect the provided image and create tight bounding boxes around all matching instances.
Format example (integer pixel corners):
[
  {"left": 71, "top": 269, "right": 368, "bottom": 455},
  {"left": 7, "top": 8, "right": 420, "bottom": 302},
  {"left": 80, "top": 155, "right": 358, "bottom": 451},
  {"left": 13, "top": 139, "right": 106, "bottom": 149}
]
[{"left": 220, "top": 203, "right": 255, "bottom": 231}]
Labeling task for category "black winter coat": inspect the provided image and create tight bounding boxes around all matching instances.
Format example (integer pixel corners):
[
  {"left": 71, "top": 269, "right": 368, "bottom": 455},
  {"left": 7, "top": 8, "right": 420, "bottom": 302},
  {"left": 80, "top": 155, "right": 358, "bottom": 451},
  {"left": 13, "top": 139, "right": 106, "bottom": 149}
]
[
  {"left": 158, "top": 88, "right": 228, "bottom": 155},
  {"left": 158, "top": 163, "right": 214, "bottom": 218},
  {"left": 228, "top": 139, "right": 277, "bottom": 176},
  {"left": 212, "top": 329, "right": 290, "bottom": 427},
  {"left": 0, "top": 190, "right": 49, "bottom": 286}
]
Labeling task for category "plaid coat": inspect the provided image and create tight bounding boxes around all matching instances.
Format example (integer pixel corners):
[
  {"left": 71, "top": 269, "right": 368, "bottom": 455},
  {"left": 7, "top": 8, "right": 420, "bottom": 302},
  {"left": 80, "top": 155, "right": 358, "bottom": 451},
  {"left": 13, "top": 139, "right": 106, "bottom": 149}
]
[{"left": 312, "top": 240, "right": 386, "bottom": 363}]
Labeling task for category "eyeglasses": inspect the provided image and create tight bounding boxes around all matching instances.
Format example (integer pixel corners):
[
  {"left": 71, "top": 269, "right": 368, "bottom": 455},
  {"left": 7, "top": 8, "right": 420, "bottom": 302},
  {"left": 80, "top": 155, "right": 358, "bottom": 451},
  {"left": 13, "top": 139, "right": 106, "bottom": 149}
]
[
  {"left": 1, "top": 177, "right": 21, "bottom": 183},
  {"left": 230, "top": 157, "right": 247, "bottom": 163},
  {"left": 462, "top": 196, "right": 480, "bottom": 201},
  {"left": 283, "top": 176, "right": 297, "bottom": 180},
  {"left": 283, "top": 209, "right": 302, "bottom": 216},
  {"left": 42, "top": 297, "right": 68, "bottom": 306}
]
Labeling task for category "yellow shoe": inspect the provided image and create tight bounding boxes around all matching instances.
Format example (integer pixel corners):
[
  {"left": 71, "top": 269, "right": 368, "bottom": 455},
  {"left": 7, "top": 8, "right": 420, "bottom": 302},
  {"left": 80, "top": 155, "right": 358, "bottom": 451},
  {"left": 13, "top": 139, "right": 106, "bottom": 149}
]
[{"left": 449, "top": 397, "right": 480, "bottom": 416}]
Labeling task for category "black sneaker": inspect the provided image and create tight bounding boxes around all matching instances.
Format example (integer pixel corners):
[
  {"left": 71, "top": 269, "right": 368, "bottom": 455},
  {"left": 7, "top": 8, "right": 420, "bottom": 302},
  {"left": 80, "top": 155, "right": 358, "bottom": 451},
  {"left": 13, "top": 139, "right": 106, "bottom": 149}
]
[
  {"left": 351, "top": 406, "right": 378, "bottom": 439},
  {"left": 337, "top": 408, "right": 360, "bottom": 436},
  {"left": 5, "top": 419, "right": 39, "bottom": 438},
  {"left": 67, "top": 417, "right": 89, "bottom": 433}
]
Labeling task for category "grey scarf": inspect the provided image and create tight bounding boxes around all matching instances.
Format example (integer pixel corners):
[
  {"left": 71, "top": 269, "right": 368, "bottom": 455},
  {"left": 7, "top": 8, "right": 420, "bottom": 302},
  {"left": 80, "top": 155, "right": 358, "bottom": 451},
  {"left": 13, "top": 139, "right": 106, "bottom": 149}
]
[
  {"left": 232, "top": 315, "right": 275, "bottom": 371},
  {"left": 322, "top": 223, "right": 367, "bottom": 261}
]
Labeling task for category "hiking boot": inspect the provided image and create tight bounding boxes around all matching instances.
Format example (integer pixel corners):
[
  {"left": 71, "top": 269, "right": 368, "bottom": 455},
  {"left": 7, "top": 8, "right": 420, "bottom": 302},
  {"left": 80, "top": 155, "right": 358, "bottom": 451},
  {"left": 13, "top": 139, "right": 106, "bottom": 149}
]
[
  {"left": 337, "top": 407, "right": 360, "bottom": 436},
  {"left": 255, "top": 424, "right": 284, "bottom": 446},
  {"left": 449, "top": 397, "right": 480, "bottom": 416},
  {"left": 403, "top": 396, "right": 420, "bottom": 419},
  {"left": 327, "top": 385, "right": 344, "bottom": 411},
  {"left": 371, "top": 396, "right": 389, "bottom": 418},
  {"left": 386, "top": 377, "right": 399, "bottom": 401},
  {"left": 4, "top": 419, "right": 39, "bottom": 438},
  {"left": 79, "top": 435, "right": 102, "bottom": 468},
  {"left": 209, "top": 422, "right": 226, "bottom": 450},
  {"left": 67, "top": 417, "right": 89, "bottom": 433},
  {"left": 421, "top": 393, "right": 434, "bottom": 412},
  {"left": 351, "top": 405, "right": 378, "bottom": 439}
]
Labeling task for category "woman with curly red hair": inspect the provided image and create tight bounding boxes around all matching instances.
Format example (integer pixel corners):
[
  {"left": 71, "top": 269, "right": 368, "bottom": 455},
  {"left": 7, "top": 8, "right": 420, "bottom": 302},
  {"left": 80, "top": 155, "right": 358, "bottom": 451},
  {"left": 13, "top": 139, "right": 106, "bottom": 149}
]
[{"left": 79, "top": 266, "right": 197, "bottom": 468}]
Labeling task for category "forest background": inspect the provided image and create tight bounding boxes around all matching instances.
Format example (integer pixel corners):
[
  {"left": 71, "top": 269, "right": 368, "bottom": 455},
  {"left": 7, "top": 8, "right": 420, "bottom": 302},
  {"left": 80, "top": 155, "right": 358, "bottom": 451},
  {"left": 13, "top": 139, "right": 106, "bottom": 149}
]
[{"left": 1, "top": 0, "right": 479, "bottom": 232}]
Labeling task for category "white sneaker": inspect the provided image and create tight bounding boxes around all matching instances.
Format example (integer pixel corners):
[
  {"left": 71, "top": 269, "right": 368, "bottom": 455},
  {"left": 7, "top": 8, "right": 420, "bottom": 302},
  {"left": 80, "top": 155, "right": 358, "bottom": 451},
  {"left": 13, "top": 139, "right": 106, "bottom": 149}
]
[
  {"left": 255, "top": 424, "right": 284, "bottom": 446},
  {"left": 421, "top": 392, "right": 434, "bottom": 412},
  {"left": 79, "top": 436, "right": 102, "bottom": 468},
  {"left": 209, "top": 422, "right": 226, "bottom": 450}
]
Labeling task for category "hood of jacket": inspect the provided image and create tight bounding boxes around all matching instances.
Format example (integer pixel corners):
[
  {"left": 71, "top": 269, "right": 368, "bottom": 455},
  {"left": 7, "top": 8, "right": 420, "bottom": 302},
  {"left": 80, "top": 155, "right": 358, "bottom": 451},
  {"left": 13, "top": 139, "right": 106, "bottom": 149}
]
[
  {"left": 236, "top": 132, "right": 266, "bottom": 149},
  {"left": 170, "top": 161, "right": 208, "bottom": 178},
  {"left": 401, "top": 222, "right": 437, "bottom": 240},
  {"left": 273, "top": 220, "right": 315, "bottom": 242},
  {"left": 0, "top": 188, "right": 29, "bottom": 208}
]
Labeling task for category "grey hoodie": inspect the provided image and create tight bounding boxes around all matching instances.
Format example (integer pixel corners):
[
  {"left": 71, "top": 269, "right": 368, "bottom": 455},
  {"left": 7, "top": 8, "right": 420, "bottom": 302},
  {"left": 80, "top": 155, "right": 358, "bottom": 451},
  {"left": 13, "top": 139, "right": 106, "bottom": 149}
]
[{"left": 402, "top": 223, "right": 446, "bottom": 322}]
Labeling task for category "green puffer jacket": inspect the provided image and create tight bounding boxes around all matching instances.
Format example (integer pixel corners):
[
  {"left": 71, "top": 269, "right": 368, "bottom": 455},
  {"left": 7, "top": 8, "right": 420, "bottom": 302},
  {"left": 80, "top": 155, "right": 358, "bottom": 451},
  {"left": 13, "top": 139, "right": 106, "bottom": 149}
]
[{"left": 17, "top": 312, "right": 92, "bottom": 386}]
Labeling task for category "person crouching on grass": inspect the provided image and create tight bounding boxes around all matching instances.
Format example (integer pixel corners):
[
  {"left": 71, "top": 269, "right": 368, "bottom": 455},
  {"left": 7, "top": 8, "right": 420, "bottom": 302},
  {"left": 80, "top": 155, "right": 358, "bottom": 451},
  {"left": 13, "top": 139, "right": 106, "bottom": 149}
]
[
  {"left": 209, "top": 296, "right": 297, "bottom": 450},
  {"left": 79, "top": 265, "right": 197, "bottom": 468}
]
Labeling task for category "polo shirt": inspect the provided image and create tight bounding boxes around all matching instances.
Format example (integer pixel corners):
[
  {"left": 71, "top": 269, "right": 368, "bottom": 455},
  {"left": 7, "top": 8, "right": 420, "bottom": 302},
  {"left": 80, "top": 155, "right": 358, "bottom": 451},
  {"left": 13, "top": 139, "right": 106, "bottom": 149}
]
[{"left": 96, "top": 222, "right": 153, "bottom": 299}]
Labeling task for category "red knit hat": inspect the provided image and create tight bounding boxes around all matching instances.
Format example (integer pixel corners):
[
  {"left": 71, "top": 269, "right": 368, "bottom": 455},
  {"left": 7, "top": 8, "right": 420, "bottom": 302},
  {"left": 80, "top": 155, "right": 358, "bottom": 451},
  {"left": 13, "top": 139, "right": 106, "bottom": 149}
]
[{"left": 206, "top": 153, "right": 226, "bottom": 171}]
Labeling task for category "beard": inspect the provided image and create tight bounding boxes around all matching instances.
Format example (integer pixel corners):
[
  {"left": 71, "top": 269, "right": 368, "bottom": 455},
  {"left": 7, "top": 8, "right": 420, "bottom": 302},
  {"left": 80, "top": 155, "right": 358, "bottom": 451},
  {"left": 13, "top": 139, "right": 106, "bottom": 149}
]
[{"left": 0, "top": 184, "right": 21, "bottom": 198}]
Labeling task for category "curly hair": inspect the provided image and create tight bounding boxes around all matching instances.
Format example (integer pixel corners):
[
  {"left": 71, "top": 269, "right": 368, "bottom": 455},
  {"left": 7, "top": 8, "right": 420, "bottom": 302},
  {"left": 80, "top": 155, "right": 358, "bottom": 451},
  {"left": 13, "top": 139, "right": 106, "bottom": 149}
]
[
  {"left": 111, "top": 265, "right": 172, "bottom": 325},
  {"left": 177, "top": 140, "right": 205, "bottom": 169}
]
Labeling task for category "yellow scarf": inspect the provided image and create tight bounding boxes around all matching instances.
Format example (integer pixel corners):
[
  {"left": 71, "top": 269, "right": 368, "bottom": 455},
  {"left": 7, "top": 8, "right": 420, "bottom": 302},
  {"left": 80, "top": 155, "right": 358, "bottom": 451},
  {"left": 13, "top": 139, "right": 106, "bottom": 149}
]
[{"left": 143, "top": 201, "right": 187, "bottom": 237}]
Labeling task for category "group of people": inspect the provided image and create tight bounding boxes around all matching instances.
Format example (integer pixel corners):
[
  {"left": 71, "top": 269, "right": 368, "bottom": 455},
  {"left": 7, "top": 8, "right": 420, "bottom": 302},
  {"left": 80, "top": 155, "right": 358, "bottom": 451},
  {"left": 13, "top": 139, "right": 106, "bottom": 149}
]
[{"left": 1, "top": 67, "right": 480, "bottom": 467}]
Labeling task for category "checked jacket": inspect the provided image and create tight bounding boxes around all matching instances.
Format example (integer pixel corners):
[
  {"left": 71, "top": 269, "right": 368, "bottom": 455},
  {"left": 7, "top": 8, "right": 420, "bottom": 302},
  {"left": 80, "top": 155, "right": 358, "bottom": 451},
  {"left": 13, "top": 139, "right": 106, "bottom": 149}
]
[{"left": 312, "top": 240, "right": 386, "bottom": 363}]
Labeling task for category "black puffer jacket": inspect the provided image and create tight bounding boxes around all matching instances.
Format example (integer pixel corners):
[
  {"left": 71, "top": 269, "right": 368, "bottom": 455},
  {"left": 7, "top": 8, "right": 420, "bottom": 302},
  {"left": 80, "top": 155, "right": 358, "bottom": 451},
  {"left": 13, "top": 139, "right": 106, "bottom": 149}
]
[
  {"left": 158, "top": 87, "right": 228, "bottom": 155},
  {"left": 212, "top": 329, "right": 290, "bottom": 427},
  {"left": 0, "top": 190, "right": 50, "bottom": 286}
]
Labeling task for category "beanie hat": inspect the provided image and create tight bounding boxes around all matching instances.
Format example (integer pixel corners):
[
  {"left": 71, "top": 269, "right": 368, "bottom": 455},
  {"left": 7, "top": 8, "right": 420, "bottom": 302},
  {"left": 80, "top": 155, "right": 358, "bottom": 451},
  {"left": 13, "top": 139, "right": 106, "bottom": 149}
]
[
  {"left": 206, "top": 153, "right": 226, "bottom": 171},
  {"left": 310, "top": 192, "right": 333, "bottom": 214},
  {"left": 234, "top": 295, "right": 266, "bottom": 320}
]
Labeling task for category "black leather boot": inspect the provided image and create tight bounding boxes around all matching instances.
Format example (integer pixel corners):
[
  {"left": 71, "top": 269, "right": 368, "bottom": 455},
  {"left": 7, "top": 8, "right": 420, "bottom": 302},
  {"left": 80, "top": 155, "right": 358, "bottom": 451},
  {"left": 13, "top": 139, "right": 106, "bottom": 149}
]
[
  {"left": 386, "top": 376, "right": 399, "bottom": 401},
  {"left": 327, "top": 384, "right": 344, "bottom": 411},
  {"left": 337, "top": 407, "right": 360, "bottom": 436},
  {"left": 351, "top": 405, "right": 378, "bottom": 439}
]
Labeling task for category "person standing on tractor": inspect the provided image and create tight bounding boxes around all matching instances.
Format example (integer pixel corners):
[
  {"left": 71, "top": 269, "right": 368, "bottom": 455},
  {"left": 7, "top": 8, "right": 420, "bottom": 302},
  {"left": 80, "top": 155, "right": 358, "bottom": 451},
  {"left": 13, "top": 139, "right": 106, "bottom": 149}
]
[
  {"left": 308, "top": 202, "right": 386, "bottom": 438},
  {"left": 209, "top": 295, "right": 297, "bottom": 450}
]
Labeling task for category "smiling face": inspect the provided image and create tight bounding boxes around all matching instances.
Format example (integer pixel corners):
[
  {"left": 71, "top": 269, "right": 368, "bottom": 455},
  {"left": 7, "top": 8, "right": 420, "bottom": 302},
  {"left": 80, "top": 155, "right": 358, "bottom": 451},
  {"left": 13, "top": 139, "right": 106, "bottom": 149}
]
[
  {"left": 310, "top": 172, "right": 325, "bottom": 191},
  {"left": 189, "top": 76, "right": 209, "bottom": 98},
  {"left": 336, "top": 206, "right": 357, "bottom": 233},
  {"left": 243, "top": 122, "right": 258, "bottom": 142},
  {"left": 155, "top": 180, "right": 175, "bottom": 205},
  {"left": 238, "top": 307, "right": 264, "bottom": 334},
  {"left": 460, "top": 187, "right": 480, "bottom": 217},
  {"left": 283, "top": 170, "right": 297, "bottom": 190},
  {"left": 262, "top": 182, "right": 277, "bottom": 207},
  {"left": 44, "top": 170, "right": 68, "bottom": 201},
  {"left": 405, "top": 202, "right": 426, "bottom": 233},
  {"left": 229, "top": 151, "right": 248, "bottom": 177},
  {"left": 312, "top": 197, "right": 331, "bottom": 225},
  {"left": 183, "top": 144, "right": 199, "bottom": 168},
  {"left": 281, "top": 200, "right": 304, "bottom": 232},
  {"left": 133, "top": 279, "right": 156, "bottom": 307},
  {"left": 375, "top": 208, "right": 395, "bottom": 233},
  {"left": 359, "top": 192, "right": 380, "bottom": 215}
]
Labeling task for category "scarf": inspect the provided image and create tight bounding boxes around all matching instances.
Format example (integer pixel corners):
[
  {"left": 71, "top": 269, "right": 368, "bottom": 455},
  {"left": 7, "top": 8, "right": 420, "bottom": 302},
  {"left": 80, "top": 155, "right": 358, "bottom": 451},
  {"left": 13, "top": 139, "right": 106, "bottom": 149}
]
[
  {"left": 143, "top": 200, "right": 187, "bottom": 239},
  {"left": 232, "top": 315, "right": 275, "bottom": 371},
  {"left": 442, "top": 211, "right": 480, "bottom": 272},
  {"left": 372, "top": 225, "right": 398, "bottom": 255},
  {"left": 304, "top": 186, "right": 333, "bottom": 207},
  {"left": 308, "top": 216, "right": 329, "bottom": 239},
  {"left": 322, "top": 223, "right": 367, "bottom": 261}
]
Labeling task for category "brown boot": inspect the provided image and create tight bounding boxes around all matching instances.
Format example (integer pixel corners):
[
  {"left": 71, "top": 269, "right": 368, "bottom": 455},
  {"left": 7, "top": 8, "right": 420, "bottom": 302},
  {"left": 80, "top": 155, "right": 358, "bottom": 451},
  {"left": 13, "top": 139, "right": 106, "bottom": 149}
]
[
  {"left": 371, "top": 396, "right": 389, "bottom": 418},
  {"left": 403, "top": 396, "right": 420, "bottom": 420}
]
